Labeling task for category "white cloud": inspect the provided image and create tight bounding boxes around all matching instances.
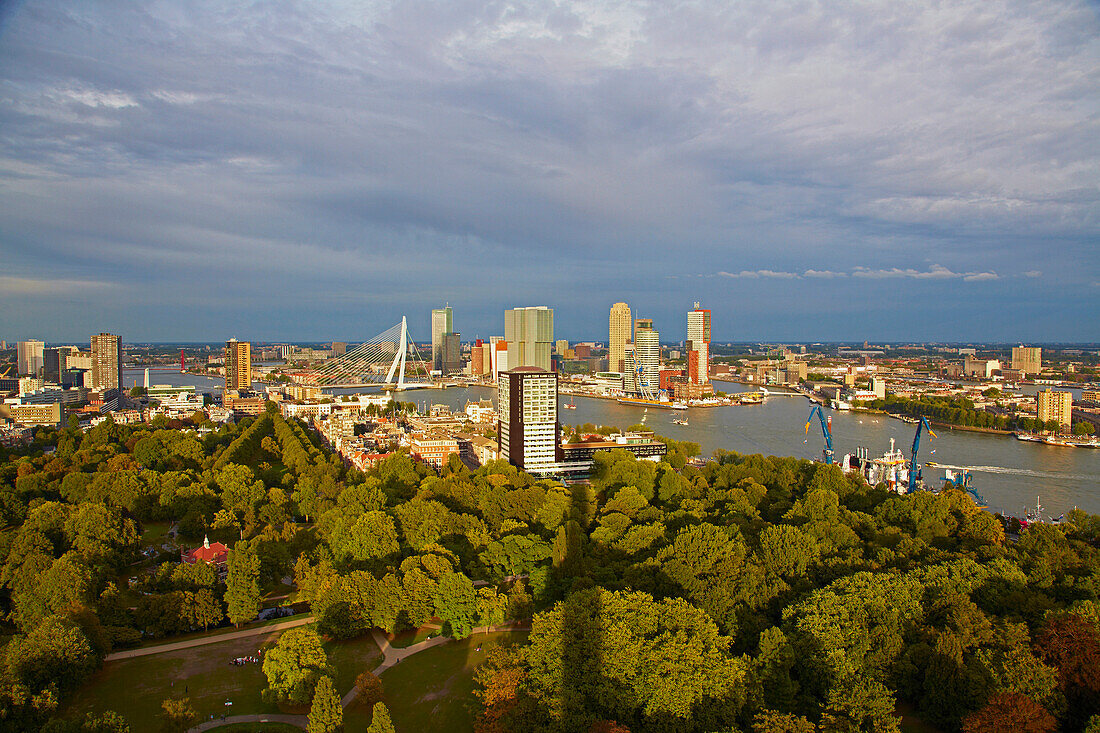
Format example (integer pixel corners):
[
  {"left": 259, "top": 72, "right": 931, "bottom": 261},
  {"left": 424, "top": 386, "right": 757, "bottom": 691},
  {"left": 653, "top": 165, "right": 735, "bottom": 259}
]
[
  {"left": 803, "top": 269, "right": 847, "bottom": 278},
  {"left": 963, "top": 272, "right": 998, "bottom": 282},
  {"left": 1024, "top": 270, "right": 1042, "bottom": 278}
]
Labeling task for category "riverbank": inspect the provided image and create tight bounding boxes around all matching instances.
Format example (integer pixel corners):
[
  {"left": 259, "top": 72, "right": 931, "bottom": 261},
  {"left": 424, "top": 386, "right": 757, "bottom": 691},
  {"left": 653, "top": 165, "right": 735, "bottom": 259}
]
[{"left": 849, "top": 407, "right": 1015, "bottom": 436}]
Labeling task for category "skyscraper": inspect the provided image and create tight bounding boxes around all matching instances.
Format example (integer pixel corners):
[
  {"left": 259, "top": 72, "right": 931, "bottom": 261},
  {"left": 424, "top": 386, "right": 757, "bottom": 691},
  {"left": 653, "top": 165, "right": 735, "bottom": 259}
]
[
  {"left": 687, "top": 303, "right": 711, "bottom": 385},
  {"left": 1011, "top": 346, "right": 1041, "bottom": 375},
  {"left": 498, "top": 367, "right": 561, "bottom": 470},
  {"left": 431, "top": 306, "right": 453, "bottom": 372},
  {"left": 17, "top": 340, "right": 44, "bottom": 377},
  {"left": 1037, "top": 389, "right": 1072, "bottom": 431},
  {"left": 442, "top": 332, "right": 462, "bottom": 374},
  {"left": 625, "top": 321, "right": 659, "bottom": 396},
  {"left": 43, "top": 346, "right": 74, "bottom": 383},
  {"left": 225, "top": 339, "right": 252, "bottom": 391},
  {"left": 504, "top": 306, "right": 553, "bottom": 372},
  {"left": 90, "top": 333, "right": 123, "bottom": 393},
  {"left": 608, "top": 302, "right": 631, "bottom": 374}
]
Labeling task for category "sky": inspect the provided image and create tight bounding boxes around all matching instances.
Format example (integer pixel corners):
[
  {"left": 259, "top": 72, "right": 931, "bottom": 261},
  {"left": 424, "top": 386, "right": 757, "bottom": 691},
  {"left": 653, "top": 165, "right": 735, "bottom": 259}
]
[{"left": 1, "top": 1, "right": 1098, "bottom": 344}]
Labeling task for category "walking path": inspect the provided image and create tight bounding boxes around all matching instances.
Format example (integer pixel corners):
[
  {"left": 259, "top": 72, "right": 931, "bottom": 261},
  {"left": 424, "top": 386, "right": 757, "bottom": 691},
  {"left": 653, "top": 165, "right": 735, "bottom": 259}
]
[
  {"left": 182, "top": 622, "right": 529, "bottom": 731},
  {"left": 106, "top": 616, "right": 315, "bottom": 661}
]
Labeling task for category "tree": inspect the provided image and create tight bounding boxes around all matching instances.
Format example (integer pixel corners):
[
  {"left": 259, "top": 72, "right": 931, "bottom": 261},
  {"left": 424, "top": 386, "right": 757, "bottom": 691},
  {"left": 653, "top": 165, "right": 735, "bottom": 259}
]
[
  {"left": 524, "top": 588, "right": 743, "bottom": 729},
  {"left": 307, "top": 676, "right": 343, "bottom": 733},
  {"left": 262, "top": 626, "right": 335, "bottom": 705},
  {"left": 961, "top": 692, "right": 1056, "bottom": 733},
  {"left": 225, "top": 541, "right": 261, "bottom": 626},
  {"left": 355, "top": 670, "right": 385, "bottom": 708},
  {"left": 821, "top": 675, "right": 900, "bottom": 733},
  {"left": 159, "top": 697, "right": 197, "bottom": 733},
  {"left": 433, "top": 572, "right": 479, "bottom": 639},
  {"left": 183, "top": 588, "right": 223, "bottom": 632},
  {"left": 368, "top": 702, "right": 395, "bottom": 733},
  {"left": 6, "top": 615, "right": 99, "bottom": 695},
  {"left": 1073, "top": 421, "right": 1096, "bottom": 435},
  {"left": 752, "top": 710, "right": 816, "bottom": 733}
]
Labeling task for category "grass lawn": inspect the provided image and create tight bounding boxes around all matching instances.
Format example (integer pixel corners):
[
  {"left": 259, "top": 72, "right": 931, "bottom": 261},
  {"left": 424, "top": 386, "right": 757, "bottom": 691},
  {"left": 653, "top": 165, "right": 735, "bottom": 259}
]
[
  {"left": 139, "top": 521, "right": 173, "bottom": 547},
  {"left": 388, "top": 624, "right": 442, "bottom": 648},
  {"left": 324, "top": 633, "right": 384, "bottom": 695},
  {"left": 122, "top": 612, "right": 313, "bottom": 650},
  {"left": 64, "top": 628, "right": 286, "bottom": 728},
  {"left": 378, "top": 630, "right": 529, "bottom": 732},
  {"left": 64, "top": 624, "right": 382, "bottom": 730}
]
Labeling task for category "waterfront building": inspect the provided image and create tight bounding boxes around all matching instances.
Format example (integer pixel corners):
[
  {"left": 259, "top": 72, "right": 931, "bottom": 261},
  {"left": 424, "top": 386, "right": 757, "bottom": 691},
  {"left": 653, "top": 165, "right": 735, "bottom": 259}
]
[
  {"left": 1011, "top": 346, "right": 1042, "bottom": 375},
  {"left": 497, "top": 367, "right": 561, "bottom": 470},
  {"left": 504, "top": 306, "right": 553, "bottom": 371},
  {"left": 431, "top": 306, "right": 453, "bottom": 372},
  {"left": 16, "top": 340, "right": 44, "bottom": 377},
  {"left": 686, "top": 303, "right": 711, "bottom": 385},
  {"left": 625, "top": 322, "right": 660, "bottom": 396},
  {"left": 609, "top": 302, "right": 631, "bottom": 374},
  {"left": 962, "top": 355, "right": 1000, "bottom": 378},
  {"left": 870, "top": 376, "right": 887, "bottom": 400},
  {"left": 1037, "top": 389, "right": 1072, "bottom": 431},
  {"left": 442, "top": 332, "right": 462, "bottom": 374},
  {"left": 225, "top": 339, "right": 252, "bottom": 391},
  {"left": 90, "top": 333, "right": 122, "bottom": 393}
]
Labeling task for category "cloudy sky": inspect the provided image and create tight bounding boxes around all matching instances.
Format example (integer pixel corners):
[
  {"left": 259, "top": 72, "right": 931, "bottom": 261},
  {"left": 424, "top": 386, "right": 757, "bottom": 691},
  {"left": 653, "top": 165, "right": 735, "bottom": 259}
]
[{"left": 1, "top": 1, "right": 1098, "bottom": 344}]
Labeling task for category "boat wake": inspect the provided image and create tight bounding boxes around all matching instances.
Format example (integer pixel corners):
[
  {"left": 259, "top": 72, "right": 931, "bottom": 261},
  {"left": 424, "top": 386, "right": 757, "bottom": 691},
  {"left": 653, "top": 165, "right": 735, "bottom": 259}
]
[{"left": 931, "top": 464, "right": 1093, "bottom": 481}]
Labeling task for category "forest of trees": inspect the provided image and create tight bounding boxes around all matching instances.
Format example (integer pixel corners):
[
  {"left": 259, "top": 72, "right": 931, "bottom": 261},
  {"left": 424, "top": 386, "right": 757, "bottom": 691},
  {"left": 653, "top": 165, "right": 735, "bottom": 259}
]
[{"left": 0, "top": 408, "right": 1097, "bottom": 732}]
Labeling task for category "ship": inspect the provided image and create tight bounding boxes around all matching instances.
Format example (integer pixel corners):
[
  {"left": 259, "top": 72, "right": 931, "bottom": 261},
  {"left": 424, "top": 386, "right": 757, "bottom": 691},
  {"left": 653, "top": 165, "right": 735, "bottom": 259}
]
[
  {"left": 672, "top": 417, "right": 689, "bottom": 426},
  {"left": 841, "top": 439, "right": 912, "bottom": 493}
]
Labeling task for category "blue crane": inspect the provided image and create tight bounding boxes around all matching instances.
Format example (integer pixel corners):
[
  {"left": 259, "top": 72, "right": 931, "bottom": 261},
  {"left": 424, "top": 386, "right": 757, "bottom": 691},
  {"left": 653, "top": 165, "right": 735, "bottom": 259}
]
[
  {"left": 909, "top": 416, "right": 936, "bottom": 492},
  {"left": 804, "top": 405, "right": 834, "bottom": 464}
]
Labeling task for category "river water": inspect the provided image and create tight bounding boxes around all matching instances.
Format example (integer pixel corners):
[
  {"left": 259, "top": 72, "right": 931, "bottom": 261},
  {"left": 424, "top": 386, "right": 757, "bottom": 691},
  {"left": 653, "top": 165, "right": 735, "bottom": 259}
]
[{"left": 124, "top": 370, "right": 1099, "bottom": 516}]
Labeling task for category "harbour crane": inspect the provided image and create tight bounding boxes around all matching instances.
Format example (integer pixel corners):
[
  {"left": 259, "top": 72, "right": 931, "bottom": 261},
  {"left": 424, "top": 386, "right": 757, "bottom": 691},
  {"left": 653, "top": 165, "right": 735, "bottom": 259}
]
[
  {"left": 909, "top": 416, "right": 936, "bottom": 492},
  {"left": 804, "top": 404, "right": 834, "bottom": 464}
]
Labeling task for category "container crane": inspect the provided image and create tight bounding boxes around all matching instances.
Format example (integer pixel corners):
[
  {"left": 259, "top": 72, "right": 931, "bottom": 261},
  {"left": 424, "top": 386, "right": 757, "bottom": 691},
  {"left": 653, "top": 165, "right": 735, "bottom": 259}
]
[
  {"left": 909, "top": 416, "right": 936, "bottom": 492},
  {"left": 804, "top": 405, "right": 834, "bottom": 464}
]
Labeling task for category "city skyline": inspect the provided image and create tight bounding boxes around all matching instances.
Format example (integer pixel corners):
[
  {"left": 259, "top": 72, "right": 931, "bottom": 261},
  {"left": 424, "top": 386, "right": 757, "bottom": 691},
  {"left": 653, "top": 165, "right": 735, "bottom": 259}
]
[{"left": 1, "top": 2, "right": 1098, "bottom": 342}]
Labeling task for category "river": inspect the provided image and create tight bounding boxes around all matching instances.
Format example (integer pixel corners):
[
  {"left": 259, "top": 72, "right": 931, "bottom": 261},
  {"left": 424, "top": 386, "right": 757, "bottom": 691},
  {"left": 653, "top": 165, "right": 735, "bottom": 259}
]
[{"left": 124, "top": 370, "right": 1099, "bottom": 516}]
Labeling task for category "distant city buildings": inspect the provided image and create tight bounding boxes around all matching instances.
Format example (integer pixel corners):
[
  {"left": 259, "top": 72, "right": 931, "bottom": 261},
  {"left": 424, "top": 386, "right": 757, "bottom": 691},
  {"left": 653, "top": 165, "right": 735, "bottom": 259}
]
[
  {"left": 225, "top": 339, "right": 252, "bottom": 391},
  {"left": 608, "top": 302, "right": 631, "bottom": 374},
  {"left": 497, "top": 367, "right": 560, "bottom": 470},
  {"left": 90, "top": 333, "right": 122, "bottom": 393},
  {"left": 504, "top": 306, "right": 553, "bottom": 371},
  {"left": 1037, "top": 389, "right": 1072, "bottom": 430},
  {"left": 1011, "top": 346, "right": 1041, "bottom": 375},
  {"left": 16, "top": 340, "right": 44, "bottom": 377}
]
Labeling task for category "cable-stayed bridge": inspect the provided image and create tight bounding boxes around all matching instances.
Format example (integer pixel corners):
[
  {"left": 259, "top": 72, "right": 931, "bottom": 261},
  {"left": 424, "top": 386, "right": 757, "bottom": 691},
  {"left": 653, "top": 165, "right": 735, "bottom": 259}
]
[{"left": 307, "top": 317, "right": 433, "bottom": 390}]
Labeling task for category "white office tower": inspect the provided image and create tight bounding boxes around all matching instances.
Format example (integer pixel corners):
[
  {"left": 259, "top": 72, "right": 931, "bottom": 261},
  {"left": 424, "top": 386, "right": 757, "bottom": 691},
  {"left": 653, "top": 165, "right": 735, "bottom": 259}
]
[
  {"left": 497, "top": 367, "right": 560, "bottom": 470},
  {"left": 504, "top": 306, "right": 553, "bottom": 371},
  {"left": 17, "top": 340, "right": 44, "bottom": 377},
  {"left": 627, "top": 324, "right": 660, "bottom": 396}
]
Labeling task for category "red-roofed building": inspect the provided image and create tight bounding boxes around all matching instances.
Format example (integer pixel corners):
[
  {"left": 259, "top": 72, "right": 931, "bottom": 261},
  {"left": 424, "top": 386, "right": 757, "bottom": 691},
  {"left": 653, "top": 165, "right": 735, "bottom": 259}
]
[{"left": 182, "top": 535, "right": 230, "bottom": 577}]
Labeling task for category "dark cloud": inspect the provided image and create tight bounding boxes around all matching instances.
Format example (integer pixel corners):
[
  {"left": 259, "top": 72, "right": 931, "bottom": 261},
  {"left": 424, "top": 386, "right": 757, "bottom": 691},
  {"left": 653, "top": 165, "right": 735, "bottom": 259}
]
[{"left": 1, "top": 0, "right": 1097, "bottom": 342}]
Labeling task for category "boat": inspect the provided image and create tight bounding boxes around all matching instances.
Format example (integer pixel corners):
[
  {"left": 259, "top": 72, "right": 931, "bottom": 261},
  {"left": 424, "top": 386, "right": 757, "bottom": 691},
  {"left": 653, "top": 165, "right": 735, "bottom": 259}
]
[
  {"left": 617, "top": 397, "right": 675, "bottom": 409},
  {"left": 670, "top": 401, "right": 689, "bottom": 410},
  {"left": 672, "top": 417, "right": 688, "bottom": 426},
  {"left": 563, "top": 395, "right": 576, "bottom": 409}
]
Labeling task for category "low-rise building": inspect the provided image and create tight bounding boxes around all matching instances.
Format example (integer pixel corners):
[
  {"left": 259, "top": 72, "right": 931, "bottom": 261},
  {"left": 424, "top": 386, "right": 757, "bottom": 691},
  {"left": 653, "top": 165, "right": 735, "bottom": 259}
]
[{"left": 409, "top": 432, "right": 460, "bottom": 469}]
